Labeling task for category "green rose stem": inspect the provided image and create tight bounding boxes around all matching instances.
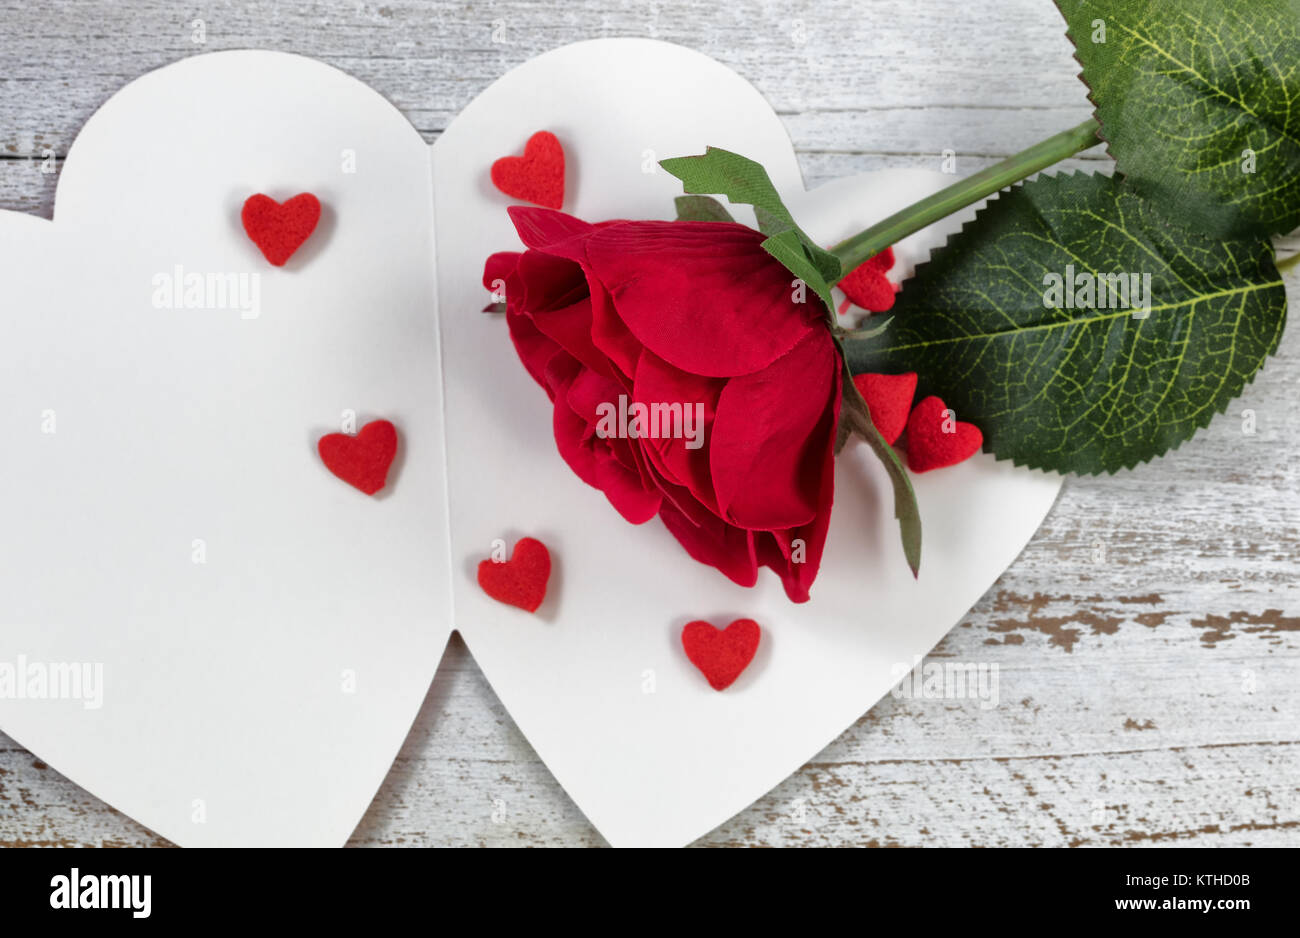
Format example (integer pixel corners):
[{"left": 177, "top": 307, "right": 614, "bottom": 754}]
[{"left": 828, "top": 118, "right": 1104, "bottom": 280}]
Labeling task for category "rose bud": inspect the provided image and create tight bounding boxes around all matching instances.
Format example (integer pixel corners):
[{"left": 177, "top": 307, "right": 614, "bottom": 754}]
[{"left": 484, "top": 206, "right": 841, "bottom": 603}]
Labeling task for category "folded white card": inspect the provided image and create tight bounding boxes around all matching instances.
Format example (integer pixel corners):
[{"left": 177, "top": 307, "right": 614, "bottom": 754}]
[{"left": 0, "top": 40, "right": 1060, "bottom": 846}]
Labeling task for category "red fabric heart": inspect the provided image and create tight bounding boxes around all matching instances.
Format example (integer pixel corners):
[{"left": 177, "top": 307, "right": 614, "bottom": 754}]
[
  {"left": 241, "top": 193, "right": 321, "bottom": 267},
  {"left": 852, "top": 372, "right": 917, "bottom": 445},
  {"left": 681, "top": 618, "right": 761, "bottom": 691},
  {"left": 837, "top": 246, "right": 896, "bottom": 314},
  {"left": 904, "top": 395, "right": 983, "bottom": 472},
  {"left": 491, "top": 131, "right": 565, "bottom": 210},
  {"left": 477, "top": 537, "right": 551, "bottom": 612},
  {"left": 317, "top": 420, "right": 398, "bottom": 495}
]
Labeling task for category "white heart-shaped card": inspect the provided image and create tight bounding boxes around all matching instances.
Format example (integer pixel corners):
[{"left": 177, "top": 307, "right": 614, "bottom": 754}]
[
  {"left": 0, "top": 39, "right": 1060, "bottom": 846},
  {"left": 0, "top": 52, "right": 451, "bottom": 847},
  {"left": 433, "top": 41, "right": 1062, "bottom": 846}
]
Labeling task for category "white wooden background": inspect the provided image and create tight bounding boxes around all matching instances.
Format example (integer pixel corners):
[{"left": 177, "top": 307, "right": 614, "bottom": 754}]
[{"left": 1, "top": 0, "right": 1296, "bottom": 848}]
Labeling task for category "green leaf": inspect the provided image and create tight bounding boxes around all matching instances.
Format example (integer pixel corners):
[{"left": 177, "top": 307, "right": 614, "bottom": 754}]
[
  {"left": 845, "top": 172, "right": 1287, "bottom": 475},
  {"left": 1057, "top": 0, "right": 1300, "bottom": 237},
  {"left": 752, "top": 205, "right": 782, "bottom": 236},
  {"left": 760, "top": 228, "right": 837, "bottom": 320},
  {"left": 838, "top": 357, "right": 923, "bottom": 575},
  {"left": 852, "top": 315, "right": 892, "bottom": 340},
  {"left": 674, "top": 195, "right": 736, "bottom": 223},
  {"left": 660, "top": 147, "right": 841, "bottom": 287}
]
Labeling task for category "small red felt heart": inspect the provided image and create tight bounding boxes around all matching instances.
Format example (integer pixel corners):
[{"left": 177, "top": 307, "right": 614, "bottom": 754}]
[
  {"left": 681, "top": 618, "right": 761, "bottom": 691},
  {"left": 491, "top": 131, "right": 565, "bottom": 210},
  {"left": 241, "top": 193, "right": 321, "bottom": 267},
  {"left": 904, "top": 395, "right": 983, "bottom": 473},
  {"left": 477, "top": 537, "right": 551, "bottom": 612},
  {"left": 852, "top": 372, "right": 917, "bottom": 445},
  {"left": 317, "top": 420, "right": 398, "bottom": 495},
  {"left": 838, "top": 246, "right": 896, "bottom": 314}
]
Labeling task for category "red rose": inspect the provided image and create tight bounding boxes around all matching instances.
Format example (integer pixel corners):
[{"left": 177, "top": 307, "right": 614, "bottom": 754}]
[{"left": 484, "top": 207, "right": 841, "bottom": 603}]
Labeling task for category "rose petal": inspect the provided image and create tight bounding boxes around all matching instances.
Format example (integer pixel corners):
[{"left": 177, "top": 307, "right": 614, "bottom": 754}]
[
  {"left": 658, "top": 500, "right": 758, "bottom": 589},
  {"left": 506, "top": 306, "right": 563, "bottom": 391},
  {"left": 709, "top": 328, "right": 839, "bottom": 530},
  {"left": 483, "top": 251, "right": 521, "bottom": 294},
  {"left": 632, "top": 348, "right": 725, "bottom": 513},
  {"left": 588, "top": 445, "right": 662, "bottom": 524},
  {"left": 564, "top": 366, "right": 625, "bottom": 426},
  {"left": 507, "top": 210, "right": 637, "bottom": 384},
  {"left": 528, "top": 294, "right": 617, "bottom": 381},
  {"left": 507, "top": 205, "right": 595, "bottom": 253},
  {"left": 590, "top": 284, "right": 644, "bottom": 382},
  {"left": 546, "top": 355, "right": 660, "bottom": 525},
  {"left": 752, "top": 369, "right": 840, "bottom": 604},
  {"left": 585, "top": 220, "right": 819, "bottom": 378},
  {"left": 514, "top": 249, "right": 587, "bottom": 313}
]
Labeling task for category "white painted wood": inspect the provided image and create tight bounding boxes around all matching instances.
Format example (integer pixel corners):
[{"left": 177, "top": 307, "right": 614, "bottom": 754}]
[{"left": 0, "top": 0, "right": 1296, "bottom": 847}]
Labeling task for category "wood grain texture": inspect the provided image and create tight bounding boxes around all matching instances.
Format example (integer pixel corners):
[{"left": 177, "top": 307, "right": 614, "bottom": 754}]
[{"left": 0, "top": 0, "right": 1296, "bottom": 848}]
